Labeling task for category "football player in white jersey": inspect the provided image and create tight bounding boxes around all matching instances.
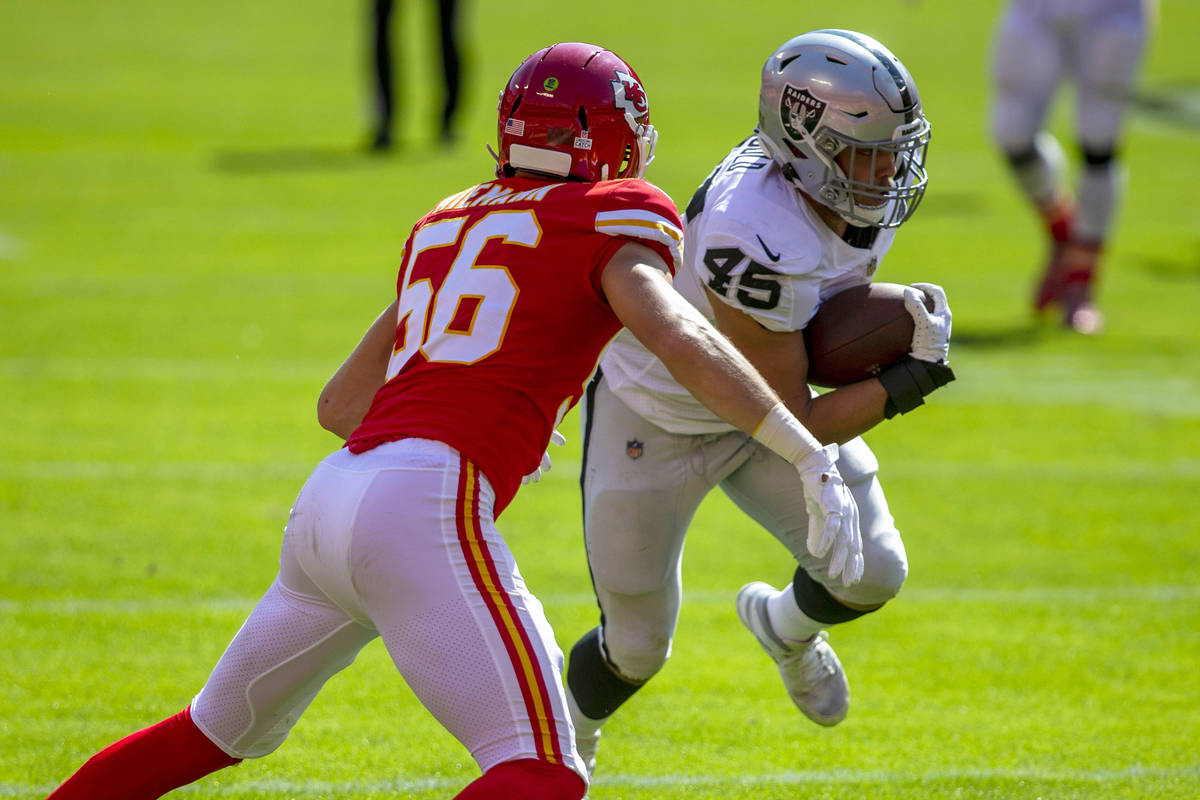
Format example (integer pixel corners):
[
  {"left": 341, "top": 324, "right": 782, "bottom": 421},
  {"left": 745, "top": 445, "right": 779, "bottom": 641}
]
[
  {"left": 564, "top": 29, "right": 955, "bottom": 774},
  {"left": 990, "top": 0, "right": 1155, "bottom": 333}
]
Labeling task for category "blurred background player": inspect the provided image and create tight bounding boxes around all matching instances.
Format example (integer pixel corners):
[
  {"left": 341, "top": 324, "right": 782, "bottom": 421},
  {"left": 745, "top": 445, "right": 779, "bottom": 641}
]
[
  {"left": 367, "top": 0, "right": 463, "bottom": 150},
  {"left": 46, "top": 42, "right": 861, "bottom": 800},
  {"left": 565, "top": 29, "right": 955, "bottom": 775},
  {"left": 990, "top": 0, "right": 1155, "bottom": 333}
]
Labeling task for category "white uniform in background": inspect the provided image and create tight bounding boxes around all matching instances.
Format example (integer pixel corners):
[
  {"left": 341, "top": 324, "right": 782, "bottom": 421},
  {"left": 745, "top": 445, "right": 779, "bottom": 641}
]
[{"left": 990, "top": 0, "right": 1153, "bottom": 331}]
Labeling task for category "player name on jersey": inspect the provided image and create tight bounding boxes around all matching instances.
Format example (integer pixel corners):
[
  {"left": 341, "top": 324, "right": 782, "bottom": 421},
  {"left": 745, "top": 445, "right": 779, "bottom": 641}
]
[{"left": 435, "top": 183, "right": 560, "bottom": 213}]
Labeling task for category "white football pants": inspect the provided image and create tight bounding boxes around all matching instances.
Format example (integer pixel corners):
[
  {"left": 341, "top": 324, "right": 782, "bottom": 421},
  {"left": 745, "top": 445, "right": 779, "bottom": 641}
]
[
  {"left": 581, "top": 375, "right": 908, "bottom": 680},
  {"left": 189, "top": 439, "right": 586, "bottom": 782},
  {"left": 990, "top": 0, "right": 1149, "bottom": 153}
]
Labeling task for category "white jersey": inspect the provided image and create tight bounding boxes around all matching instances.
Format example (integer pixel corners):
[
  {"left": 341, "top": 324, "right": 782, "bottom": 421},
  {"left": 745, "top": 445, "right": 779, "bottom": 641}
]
[{"left": 602, "top": 137, "right": 896, "bottom": 435}]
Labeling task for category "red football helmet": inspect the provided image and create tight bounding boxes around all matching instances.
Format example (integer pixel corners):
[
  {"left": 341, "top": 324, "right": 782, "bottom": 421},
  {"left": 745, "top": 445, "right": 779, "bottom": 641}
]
[{"left": 495, "top": 42, "right": 657, "bottom": 182}]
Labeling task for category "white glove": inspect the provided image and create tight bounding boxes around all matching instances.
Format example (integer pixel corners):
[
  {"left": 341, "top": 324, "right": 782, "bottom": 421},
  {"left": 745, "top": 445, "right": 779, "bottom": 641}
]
[
  {"left": 796, "top": 444, "right": 863, "bottom": 586},
  {"left": 904, "top": 282, "right": 952, "bottom": 364},
  {"left": 522, "top": 429, "right": 567, "bottom": 484}
]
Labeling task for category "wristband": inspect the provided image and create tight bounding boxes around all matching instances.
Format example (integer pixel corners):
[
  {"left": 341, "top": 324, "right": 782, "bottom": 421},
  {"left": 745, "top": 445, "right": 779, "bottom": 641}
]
[
  {"left": 879, "top": 356, "right": 956, "bottom": 418},
  {"left": 752, "top": 402, "right": 823, "bottom": 464}
]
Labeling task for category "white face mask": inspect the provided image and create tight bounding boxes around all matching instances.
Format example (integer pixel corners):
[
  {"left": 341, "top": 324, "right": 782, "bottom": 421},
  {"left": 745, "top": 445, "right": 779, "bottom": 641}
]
[{"left": 624, "top": 112, "right": 658, "bottom": 179}]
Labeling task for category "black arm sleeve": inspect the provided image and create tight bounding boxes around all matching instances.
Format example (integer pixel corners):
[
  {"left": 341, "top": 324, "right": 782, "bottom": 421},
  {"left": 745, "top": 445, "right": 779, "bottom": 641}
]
[{"left": 878, "top": 355, "right": 956, "bottom": 418}]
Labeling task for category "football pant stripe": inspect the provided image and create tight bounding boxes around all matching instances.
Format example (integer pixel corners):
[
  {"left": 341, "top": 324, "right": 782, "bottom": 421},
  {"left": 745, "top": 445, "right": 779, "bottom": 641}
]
[{"left": 454, "top": 456, "right": 563, "bottom": 765}]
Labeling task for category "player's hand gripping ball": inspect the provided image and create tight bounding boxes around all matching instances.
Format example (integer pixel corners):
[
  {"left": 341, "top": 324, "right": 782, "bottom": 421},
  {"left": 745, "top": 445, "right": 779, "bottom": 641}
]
[{"left": 804, "top": 282, "right": 934, "bottom": 387}]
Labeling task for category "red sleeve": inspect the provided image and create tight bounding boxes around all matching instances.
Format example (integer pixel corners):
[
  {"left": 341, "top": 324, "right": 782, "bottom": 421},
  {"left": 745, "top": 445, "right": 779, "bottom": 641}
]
[
  {"left": 590, "top": 179, "right": 684, "bottom": 279},
  {"left": 587, "top": 235, "right": 632, "bottom": 303}
]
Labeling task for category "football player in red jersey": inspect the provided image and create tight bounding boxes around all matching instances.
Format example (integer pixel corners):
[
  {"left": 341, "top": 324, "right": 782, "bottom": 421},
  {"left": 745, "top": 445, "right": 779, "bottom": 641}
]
[{"left": 46, "top": 43, "right": 860, "bottom": 800}]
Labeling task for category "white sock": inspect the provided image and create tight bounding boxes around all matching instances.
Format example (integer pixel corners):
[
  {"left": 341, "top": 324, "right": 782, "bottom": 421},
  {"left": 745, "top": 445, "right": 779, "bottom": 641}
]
[
  {"left": 1075, "top": 161, "right": 1121, "bottom": 243},
  {"left": 765, "top": 582, "right": 826, "bottom": 643}
]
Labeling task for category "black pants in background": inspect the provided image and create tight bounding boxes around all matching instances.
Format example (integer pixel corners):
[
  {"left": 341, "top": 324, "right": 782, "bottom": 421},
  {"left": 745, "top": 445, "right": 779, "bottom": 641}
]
[{"left": 370, "top": 0, "right": 462, "bottom": 149}]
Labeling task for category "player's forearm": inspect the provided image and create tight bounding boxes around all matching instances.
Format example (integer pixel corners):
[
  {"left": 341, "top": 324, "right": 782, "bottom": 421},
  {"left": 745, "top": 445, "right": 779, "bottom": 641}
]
[
  {"left": 317, "top": 302, "right": 396, "bottom": 440},
  {"left": 603, "top": 243, "right": 822, "bottom": 456},
  {"left": 647, "top": 310, "right": 783, "bottom": 436},
  {"left": 656, "top": 326, "right": 824, "bottom": 463},
  {"left": 702, "top": 285, "right": 884, "bottom": 445},
  {"left": 786, "top": 380, "right": 888, "bottom": 445}
]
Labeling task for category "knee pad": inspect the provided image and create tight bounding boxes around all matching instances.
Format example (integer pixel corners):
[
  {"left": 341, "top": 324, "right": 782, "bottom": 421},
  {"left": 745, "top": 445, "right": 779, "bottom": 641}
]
[
  {"left": 1003, "top": 145, "right": 1040, "bottom": 169},
  {"left": 859, "top": 542, "right": 909, "bottom": 603},
  {"left": 794, "top": 534, "right": 908, "bottom": 618},
  {"left": 600, "top": 621, "right": 671, "bottom": 682},
  {"left": 1081, "top": 146, "right": 1116, "bottom": 167},
  {"left": 793, "top": 567, "right": 875, "bottom": 624},
  {"left": 457, "top": 758, "right": 586, "bottom": 800},
  {"left": 567, "top": 628, "right": 647, "bottom": 720}
]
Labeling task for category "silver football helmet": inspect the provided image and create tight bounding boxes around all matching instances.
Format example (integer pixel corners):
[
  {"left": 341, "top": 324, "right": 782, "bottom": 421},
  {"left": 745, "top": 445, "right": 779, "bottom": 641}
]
[{"left": 756, "top": 29, "right": 931, "bottom": 228}]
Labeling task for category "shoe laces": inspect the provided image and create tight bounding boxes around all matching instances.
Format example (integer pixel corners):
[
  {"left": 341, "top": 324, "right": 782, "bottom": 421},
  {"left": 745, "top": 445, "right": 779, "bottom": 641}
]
[{"left": 779, "top": 631, "right": 835, "bottom": 688}]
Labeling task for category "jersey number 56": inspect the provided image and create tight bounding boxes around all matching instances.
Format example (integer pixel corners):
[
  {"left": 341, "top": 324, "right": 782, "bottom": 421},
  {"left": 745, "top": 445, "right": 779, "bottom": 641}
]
[{"left": 387, "top": 210, "right": 537, "bottom": 378}]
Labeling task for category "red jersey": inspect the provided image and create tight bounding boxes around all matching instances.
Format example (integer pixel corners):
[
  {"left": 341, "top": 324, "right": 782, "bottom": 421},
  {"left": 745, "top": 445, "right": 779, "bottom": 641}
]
[{"left": 346, "top": 177, "right": 683, "bottom": 513}]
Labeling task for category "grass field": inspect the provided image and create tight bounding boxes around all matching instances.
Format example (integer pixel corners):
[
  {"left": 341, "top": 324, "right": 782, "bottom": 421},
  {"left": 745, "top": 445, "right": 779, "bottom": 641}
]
[{"left": 2, "top": 1, "right": 1198, "bottom": 798}]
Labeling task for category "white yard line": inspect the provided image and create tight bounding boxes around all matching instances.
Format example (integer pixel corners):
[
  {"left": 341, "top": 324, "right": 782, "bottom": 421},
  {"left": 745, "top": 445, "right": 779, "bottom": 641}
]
[
  {"left": 5, "top": 457, "right": 1200, "bottom": 482},
  {"left": 5, "top": 765, "right": 1198, "bottom": 797},
  {"left": 0, "top": 357, "right": 327, "bottom": 382},
  {"left": 0, "top": 461, "right": 315, "bottom": 481},
  {"left": 3, "top": 585, "right": 1197, "bottom": 616}
]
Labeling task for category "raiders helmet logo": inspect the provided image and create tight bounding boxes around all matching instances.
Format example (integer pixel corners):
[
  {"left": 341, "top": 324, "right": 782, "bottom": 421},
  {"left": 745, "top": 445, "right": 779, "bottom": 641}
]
[
  {"left": 611, "top": 70, "right": 648, "bottom": 117},
  {"left": 781, "top": 85, "right": 826, "bottom": 140},
  {"left": 625, "top": 439, "right": 644, "bottom": 460}
]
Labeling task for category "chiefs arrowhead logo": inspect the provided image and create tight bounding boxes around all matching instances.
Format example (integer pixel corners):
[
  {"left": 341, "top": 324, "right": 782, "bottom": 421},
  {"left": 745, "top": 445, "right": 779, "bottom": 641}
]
[
  {"left": 781, "top": 85, "right": 826, "bottom": 140},
  {"left": 612, "top": 70, "right": 648, "bottom": 117}
]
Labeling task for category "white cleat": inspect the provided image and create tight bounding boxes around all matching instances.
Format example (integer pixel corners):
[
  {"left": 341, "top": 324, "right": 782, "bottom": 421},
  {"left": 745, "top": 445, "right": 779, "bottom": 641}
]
[{"left": 736, "top": 581, "right": 849, "bottom": 726}]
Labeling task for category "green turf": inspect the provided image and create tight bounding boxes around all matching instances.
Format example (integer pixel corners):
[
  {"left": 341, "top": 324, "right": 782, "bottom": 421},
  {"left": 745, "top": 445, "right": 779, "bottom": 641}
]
[{"left": 2, "top": 0, "right": 1198, "bottom": 797}]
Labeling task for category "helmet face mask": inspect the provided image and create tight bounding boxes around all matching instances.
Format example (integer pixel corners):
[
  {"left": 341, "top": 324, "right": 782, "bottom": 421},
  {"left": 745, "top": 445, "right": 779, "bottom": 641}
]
[
  {"left": 756, "top": 29, "right": 931, "bottom": 228},
  {"left": 496, "top": 42, "right": 657, "bottom": 183}
]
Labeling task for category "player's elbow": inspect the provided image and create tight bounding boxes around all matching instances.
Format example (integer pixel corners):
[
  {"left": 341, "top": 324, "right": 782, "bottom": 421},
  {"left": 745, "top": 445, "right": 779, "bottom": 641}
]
[
  {"left": 317, "top": 386, "right": 357, "bottom": 440},
  {"left": 316, "top": 392, "right": 337, "bottom": 432},
  {"left": 316, "top": 394, "right": 340, "bottom": 435}
]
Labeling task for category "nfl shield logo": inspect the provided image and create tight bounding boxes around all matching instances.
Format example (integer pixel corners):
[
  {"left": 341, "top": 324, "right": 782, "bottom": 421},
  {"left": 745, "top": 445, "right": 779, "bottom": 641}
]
[
  {"left": 781, "top": 85, "right": 826, "bottom": 141},
  {"left": 626, "top": 439, "right": 644, "bottom": 460}
]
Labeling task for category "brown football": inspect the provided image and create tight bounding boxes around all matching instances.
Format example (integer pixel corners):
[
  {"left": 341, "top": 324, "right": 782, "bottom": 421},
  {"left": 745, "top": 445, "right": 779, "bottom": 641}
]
[{"left": 804, "top": 282, "right": 925, "bottom": 388}]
